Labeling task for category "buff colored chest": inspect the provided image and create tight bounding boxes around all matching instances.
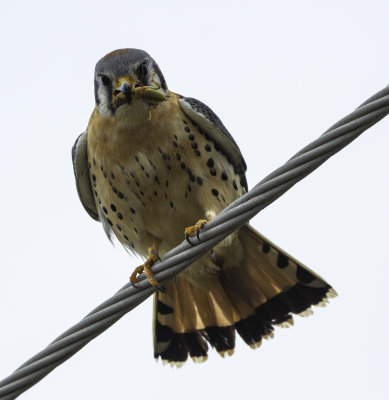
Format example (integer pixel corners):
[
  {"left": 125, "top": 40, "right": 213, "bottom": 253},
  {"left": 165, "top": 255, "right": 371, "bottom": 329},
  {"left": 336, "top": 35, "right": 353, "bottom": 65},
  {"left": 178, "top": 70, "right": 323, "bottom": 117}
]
[{"left": 86, "top": 95, "right": 245, "bottom": 258}]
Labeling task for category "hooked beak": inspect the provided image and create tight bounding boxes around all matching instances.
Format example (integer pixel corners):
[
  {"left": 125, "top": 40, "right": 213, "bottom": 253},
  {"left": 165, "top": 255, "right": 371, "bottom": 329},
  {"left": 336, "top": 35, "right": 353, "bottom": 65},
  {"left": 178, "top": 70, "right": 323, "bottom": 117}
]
[
  {"left": 112, "top": 80, "right": 133, "bottom": 108},
  {"left": 112, "top": 75, "right": 167, "bottom": 109}
]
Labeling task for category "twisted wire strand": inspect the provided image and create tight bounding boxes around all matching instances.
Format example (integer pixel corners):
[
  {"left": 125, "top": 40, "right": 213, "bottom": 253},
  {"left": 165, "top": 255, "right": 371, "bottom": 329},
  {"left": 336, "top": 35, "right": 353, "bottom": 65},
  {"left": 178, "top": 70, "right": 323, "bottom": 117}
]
[{"left": 1, "top": 85, "right": 388, "bottom": 399}]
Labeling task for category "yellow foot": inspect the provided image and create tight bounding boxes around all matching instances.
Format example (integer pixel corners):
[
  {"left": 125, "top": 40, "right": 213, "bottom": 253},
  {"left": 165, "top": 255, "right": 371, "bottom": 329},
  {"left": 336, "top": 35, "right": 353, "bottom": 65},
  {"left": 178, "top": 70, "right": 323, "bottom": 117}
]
[
  {"left": 185, "top": 219, "right": 208, "bottom": 245},
  {"left": 130, "top": 247, "right": 165, "bottom": 292}
]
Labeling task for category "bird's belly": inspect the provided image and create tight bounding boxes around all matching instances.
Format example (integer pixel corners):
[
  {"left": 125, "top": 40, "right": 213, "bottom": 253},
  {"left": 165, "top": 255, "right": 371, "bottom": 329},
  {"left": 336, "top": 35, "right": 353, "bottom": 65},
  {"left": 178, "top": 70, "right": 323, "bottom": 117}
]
[{"left": 88, "top": 117, "right": 245, "bottom": 258}]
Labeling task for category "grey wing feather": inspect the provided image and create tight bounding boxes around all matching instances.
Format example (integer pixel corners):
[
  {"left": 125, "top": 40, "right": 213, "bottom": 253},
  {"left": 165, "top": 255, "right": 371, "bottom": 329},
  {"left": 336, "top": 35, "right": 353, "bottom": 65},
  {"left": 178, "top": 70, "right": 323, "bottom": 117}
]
[
  {"left": 72, "top": 131, "right": 99, "bottom": 221},
  {"left": 178, "top": 97, "right": 248, "bottom": 190}
]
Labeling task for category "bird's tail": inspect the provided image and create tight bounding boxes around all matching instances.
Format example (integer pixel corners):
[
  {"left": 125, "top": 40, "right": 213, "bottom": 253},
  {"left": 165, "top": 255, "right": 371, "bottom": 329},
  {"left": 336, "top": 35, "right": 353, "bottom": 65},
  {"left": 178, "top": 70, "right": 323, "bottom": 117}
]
[{"left": 153, "top": 225, "right": 336, "bottom": 366}]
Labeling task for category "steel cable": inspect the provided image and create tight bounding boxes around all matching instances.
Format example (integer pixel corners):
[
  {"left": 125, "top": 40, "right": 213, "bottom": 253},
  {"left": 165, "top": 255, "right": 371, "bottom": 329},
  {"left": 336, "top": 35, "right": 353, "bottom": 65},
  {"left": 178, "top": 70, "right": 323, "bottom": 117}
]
[{"left": 1, "top": 85, "right": 388, "bottom": 399}]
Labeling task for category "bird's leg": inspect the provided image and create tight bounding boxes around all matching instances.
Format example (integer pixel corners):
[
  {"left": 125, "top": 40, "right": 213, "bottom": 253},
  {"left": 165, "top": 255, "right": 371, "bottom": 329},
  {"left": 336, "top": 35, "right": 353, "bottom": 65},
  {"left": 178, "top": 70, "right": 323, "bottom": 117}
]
[
  {"left": 185, "top": 212, "right": 216, "bottom": 245},
  {"left": 130, "top": 239, "right": 165, "bottom": 292}
]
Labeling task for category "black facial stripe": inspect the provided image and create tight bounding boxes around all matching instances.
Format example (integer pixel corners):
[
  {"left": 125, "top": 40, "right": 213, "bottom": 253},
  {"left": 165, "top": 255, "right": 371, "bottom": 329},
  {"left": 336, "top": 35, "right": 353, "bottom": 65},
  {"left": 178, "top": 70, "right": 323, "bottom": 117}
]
[
  {"left": 136, "top": 61, "right": 149, "bottom": 86},
  {"left": 94, "top": 75, "right": 115, "bottom": 115}
]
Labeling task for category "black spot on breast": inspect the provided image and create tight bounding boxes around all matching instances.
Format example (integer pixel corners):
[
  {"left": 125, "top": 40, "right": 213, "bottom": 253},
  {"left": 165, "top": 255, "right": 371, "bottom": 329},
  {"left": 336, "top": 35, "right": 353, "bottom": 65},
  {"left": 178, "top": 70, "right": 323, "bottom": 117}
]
[
  {"left": 130, "top": 208, "right": 136, "bottom": 214},
  {"left": 117, "top": 212, "right": 123, "bottom": 220},
  {"left": 102, "top": 206, "right": 108, "bottom": 214},
  {"left": 161, "top": 152, "right": 167, "bottom": 160},
  {"left": 185, "top": 127, "right": 190, "bottom": 133},
  {"left": 88, "top": 162, "right": 91, "bottom": 170},
  {"left": 183, "top": 120, "right": 188, "bottom": 125},
  {"left": 103, "top": 172, "right": 107, "bottom": 178},
  {"left": 196, "top": 177, "right": 203, "bottom": 185},
  {"left": 214, "top": 143, "right": 220, "bottom": 152},
  {"left": 210, "top": 168, "right": 216, "bottom": 176},
  {"left": 130, "top": 172, "right": 135, "bottom": 178},
  {"left": 170, "top": 201, "right": 174, "bottom": 208},
  {"left": 93, "top": 158, "right": 96, "bottom": 165},
  {"left": 112, "top": 186, "right": 118, "bottom": 193},
  {"left": 92, "top": 175, "right": 96, "bottom": 182},
  {"left": 153, "top": 190, "right": 158, "bottom": 196},
  {"left": 195, "top": 150, "right": 201, "bottom": 156},
  {"left": 176, "top": 153, "right": 181, "bottom": 161},
  {"left": 107, "top": 218, "right": 113, "bottom": 226},
  {"left": 135, "top": 155, "right": 139, "bottom": 162},
  {"left": 205, "top": 144, "right": 211, "bottom": 152},
  {"left": 117, "top": 191, "right": 124, "bottom": 199},
  {"left": 188, "top": 184, "right": 192, "bottom": 192},
  {"left": 111, "top": 172, "right": 115, "bottom": 179},
  {"left": 207, "top": 158, "right": 214, "bottom": 168},
  {"left": 191, "top": 142, "right": 198, "bottom": 149},
  {"left": 134, "top": 227, "right": 138, "bottom": 234},
  {"left": 221, "top": 194, "right": 226, "bottom": 202},
  {"left": 180, "top": 161, "right": 186, "bottom": 169},
  {"left": 124, "top": 234, "right": 129, "bottom": 241},
  {"left": 233, "top": 180, "right": 238, "bottom": 190},
  {"left": 188, "top": 134, "right": 195, "bottom": 141},
  {"left": 154, "top": 176, "right": 160, "bottom": 184},
  {"left": 173, "top": 141, "right": 178, "bottom": 147},
  {"left": 140, "top": 164, "right": 145, "bottom": 171},
  {"left": 167, "top": 164, "right": 171, "bottom": 170},
  {"left": 100, "top": 165, "right": 104, "bottom": 172},
  {"left": 262, "top": 242, "right": 270, "bottom": 253},
  {"left": 277, "top": 253, "right": 289, "bottom": 269},
  {"left": 110, "top": 204, "right": 116, "bottom": 212},
  {"left": 211, "top": 189, "right": 219, "bottom": 196},
  {"left": 174, "top": 134, "right": 178, "bottom": 140},
  {"left": 221, "top": 171, "right": 228, "bottom": 181},
  {"left": 189, "top": 174, "right": 195, "bottom": 182},
  {"left": 165, "top": 179, "right": 169, "bottom": 187},
  {"left": 140, "top": 191, "right": 144, "bottom": 196},
  {"left": 116, "top": 224, "right": 122, "bottom": 231}
]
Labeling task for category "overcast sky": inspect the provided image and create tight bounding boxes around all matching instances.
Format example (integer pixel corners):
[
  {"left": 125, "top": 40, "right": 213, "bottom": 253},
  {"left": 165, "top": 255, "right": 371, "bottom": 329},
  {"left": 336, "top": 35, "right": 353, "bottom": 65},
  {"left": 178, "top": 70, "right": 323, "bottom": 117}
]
[{"left": 1, "top": 1, "right": 388, "bottom": 399}]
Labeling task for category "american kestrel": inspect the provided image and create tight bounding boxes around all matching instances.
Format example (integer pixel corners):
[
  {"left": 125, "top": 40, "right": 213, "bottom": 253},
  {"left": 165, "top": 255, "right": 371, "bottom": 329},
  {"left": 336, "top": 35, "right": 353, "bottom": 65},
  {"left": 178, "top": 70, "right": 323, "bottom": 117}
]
[{"left": 72, "top": 49, "right": 336, "bottom": 366}]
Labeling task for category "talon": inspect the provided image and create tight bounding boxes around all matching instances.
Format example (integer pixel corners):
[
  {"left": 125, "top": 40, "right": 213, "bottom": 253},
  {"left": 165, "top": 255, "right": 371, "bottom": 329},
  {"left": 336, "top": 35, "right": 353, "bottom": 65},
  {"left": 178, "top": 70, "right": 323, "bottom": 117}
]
[
  {"left": 130, "top": 246, "right": 163, "bottom": 290},
  {"left": 185, "top": 219, "right": 208, "bottom": 244},
  {"left": 150, "top": 248, "right": 161, "bottom": 262},
  {"left": 185, "top": 232, "right": 194, "bottom": 246}
]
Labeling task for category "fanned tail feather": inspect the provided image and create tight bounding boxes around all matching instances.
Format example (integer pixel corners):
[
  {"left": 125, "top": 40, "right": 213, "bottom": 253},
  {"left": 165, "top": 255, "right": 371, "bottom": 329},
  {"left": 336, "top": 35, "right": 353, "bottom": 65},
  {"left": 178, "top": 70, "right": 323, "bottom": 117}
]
[{"left": 154, "top": 224, "right": 336, "bottom": 366}]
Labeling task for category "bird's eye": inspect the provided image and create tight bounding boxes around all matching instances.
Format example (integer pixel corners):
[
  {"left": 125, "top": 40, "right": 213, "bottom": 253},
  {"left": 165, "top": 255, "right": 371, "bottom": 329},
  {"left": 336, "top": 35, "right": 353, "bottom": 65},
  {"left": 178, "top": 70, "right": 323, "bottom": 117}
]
[
  {"left": 137, "top": 62, "right": 148, "bottom": 83},
  {"left": 100, "top": 74, "right": 110, "bottom": 86}
]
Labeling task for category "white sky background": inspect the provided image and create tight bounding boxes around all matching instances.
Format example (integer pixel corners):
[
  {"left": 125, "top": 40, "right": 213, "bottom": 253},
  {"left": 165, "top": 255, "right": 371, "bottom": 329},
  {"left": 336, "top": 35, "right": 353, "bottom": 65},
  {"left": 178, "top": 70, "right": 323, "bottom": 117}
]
[{"left": 0, "top": 1, "right": 388, "bottom": 399}]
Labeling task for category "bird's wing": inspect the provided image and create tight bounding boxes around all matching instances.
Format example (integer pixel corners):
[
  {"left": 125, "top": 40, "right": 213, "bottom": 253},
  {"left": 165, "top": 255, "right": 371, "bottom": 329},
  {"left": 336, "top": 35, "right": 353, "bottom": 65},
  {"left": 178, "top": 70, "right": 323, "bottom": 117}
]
[
  {"left": 72, "top": 131, "right": 99, "bottom": 221},
  {"left": 178, "top": 96, "right": 248, "bottom": 191}
]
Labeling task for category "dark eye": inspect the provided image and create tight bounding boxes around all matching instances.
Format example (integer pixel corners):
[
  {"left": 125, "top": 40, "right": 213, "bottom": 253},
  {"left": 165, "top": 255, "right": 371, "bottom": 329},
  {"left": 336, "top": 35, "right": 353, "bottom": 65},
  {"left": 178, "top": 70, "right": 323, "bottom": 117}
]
[
  {"left": 137, "top": 62, "right": 148, "bottom": 83},
  {"left": 99, "top": 74, "right": 110, "bottom": 86}
]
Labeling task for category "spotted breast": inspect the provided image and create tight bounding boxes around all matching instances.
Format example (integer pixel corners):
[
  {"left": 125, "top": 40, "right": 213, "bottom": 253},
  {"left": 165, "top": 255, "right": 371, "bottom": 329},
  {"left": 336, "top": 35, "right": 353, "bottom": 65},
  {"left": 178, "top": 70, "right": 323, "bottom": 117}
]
[{"left": 73, "top": 48, "right": 336, "bottom": 367}]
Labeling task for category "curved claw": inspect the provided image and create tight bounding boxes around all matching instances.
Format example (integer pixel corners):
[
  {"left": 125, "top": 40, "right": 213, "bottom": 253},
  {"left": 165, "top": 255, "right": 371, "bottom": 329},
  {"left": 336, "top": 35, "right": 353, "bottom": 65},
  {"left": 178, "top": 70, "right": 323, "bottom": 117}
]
[
  {"left": 151, "top": 248, "right": 162, "bottom": 262},
  {"left": 185, "top": 232, "right": 195, "bottom": 246},
  {"left": 131, "top": 280, "right": 141, "bottom": 289},
  {"left": 155, "top": 284, "right": 166, "bottom": 293}
]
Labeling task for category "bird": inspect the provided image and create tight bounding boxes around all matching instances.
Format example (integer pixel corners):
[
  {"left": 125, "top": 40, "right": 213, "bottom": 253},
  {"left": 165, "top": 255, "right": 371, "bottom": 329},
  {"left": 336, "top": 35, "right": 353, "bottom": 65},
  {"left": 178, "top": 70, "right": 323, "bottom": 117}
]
[{"left": 72, "top": 48, "right": 336, "bottom": 367}]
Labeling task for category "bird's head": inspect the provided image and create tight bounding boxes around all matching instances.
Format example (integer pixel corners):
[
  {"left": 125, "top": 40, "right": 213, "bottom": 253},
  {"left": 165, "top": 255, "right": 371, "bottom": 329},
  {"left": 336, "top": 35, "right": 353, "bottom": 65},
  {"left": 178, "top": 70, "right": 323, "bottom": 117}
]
[{"left": 94, "top": 49, "right": 168, "bottom": 118}]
